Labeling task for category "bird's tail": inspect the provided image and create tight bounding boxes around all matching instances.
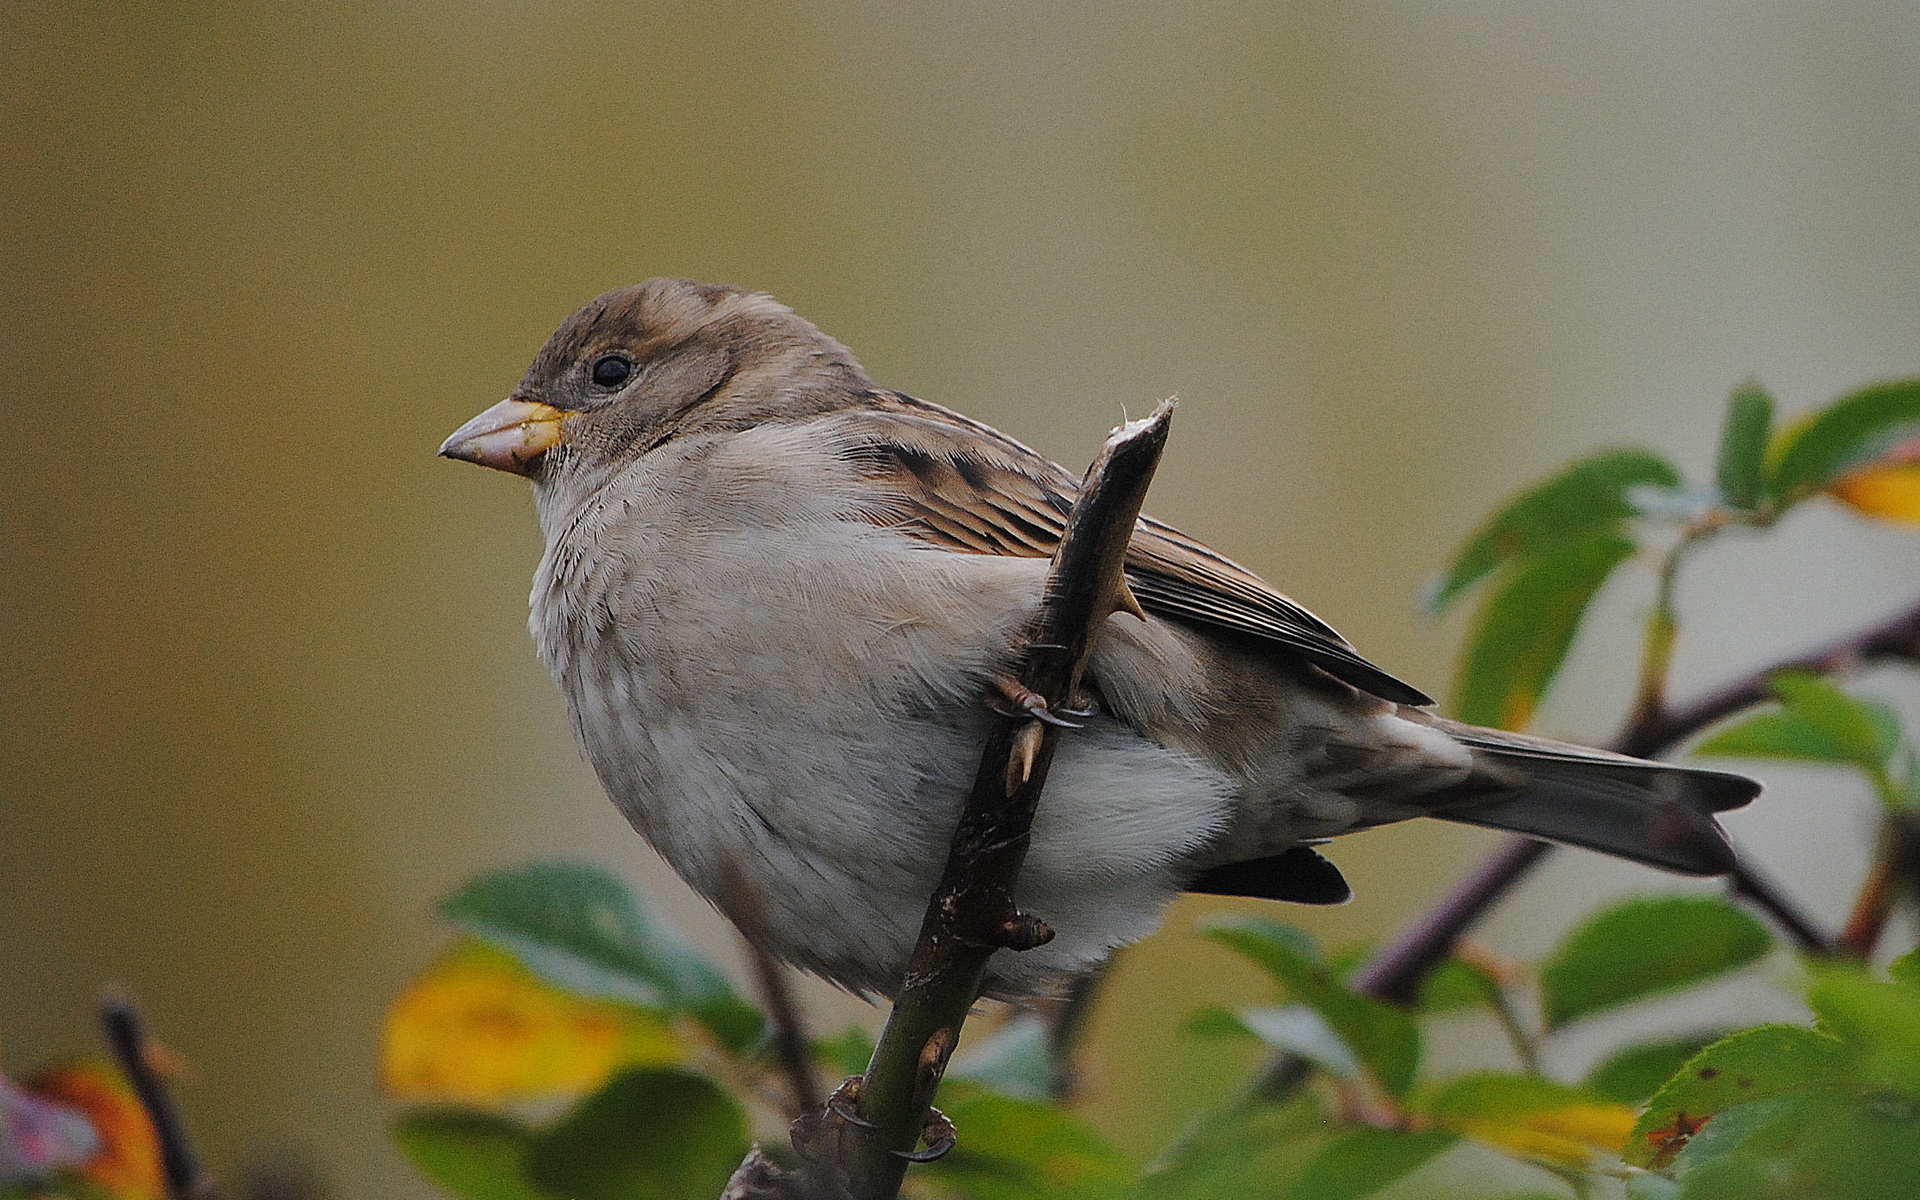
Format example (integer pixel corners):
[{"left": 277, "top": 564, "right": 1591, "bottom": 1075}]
[{"left": 1428, "top": 722, "right": 1759, "bottom": 876}]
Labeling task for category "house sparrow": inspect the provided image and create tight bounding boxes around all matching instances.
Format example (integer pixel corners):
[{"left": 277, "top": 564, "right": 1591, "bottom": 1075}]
[{"left": 441, "top": 278, "right": 1757, "bottom": 998}]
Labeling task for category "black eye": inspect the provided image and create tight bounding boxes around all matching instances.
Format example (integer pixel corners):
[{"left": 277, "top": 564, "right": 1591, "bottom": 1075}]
[{"left": 591, "top": 355, "right": 634, "bottom": 389}]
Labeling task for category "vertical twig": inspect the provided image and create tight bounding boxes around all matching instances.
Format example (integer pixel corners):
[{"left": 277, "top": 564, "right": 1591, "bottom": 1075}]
[
  {"left": 1838, "top": 812, "right": 1920, "bottom": 958},
  {"left": 719, "top": 859, "right": 823, "bottom": 1120},
  {"left": 1041, "top": 962, "right": 1110, "bottom": 1102},
  {"left": 793, "top": 403, "right": 1175, "bottom": 1200},
  {"left": 99, "top": 992, "right": 219, "bottom": 1200}
]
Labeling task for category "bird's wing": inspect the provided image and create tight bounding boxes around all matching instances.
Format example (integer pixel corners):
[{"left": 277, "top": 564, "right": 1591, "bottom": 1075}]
[{"left": 836, "top": 392, "right": 1433, "bottom": 706}]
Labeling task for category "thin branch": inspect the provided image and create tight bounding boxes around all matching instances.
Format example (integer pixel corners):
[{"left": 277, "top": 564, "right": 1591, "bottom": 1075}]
[
  {"left": 1727, "top": 860, "right": 1833, "bottom": 956},
  {"left": 1041, "top": 960, "right": 1110, "bottom": 1103},
  {"left": 784, "top": 402, "right": 1176, "bottom": 1199},
  {"left": 1839, "top": 812, "right": 1920, "bottom": 958},
  {"left": 99, "top": 992, "right": 220, "bottom": 1200},
  {"left": 718, "top": 858, "right": 823, "bottom": 1120},
  {"left": 1615, "top": 594, "right": 1920, "bottom": 758},
  {"left": 1346, "top": 837, "right": 1555, "bottom": 1008}
]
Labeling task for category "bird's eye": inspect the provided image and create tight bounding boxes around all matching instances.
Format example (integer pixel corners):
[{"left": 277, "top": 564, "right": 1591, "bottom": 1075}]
[{"left": 590, "top": 355, "right": 634, "bottom": 389}]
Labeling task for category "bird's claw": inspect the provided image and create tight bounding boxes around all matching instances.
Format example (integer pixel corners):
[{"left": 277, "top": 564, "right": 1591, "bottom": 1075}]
[
  {"left": 891, "top": 1107, "right": 957, "bottom": 1163},
  {"left": 824, "top": 1078, "right": 879, "bottom": 1129},
  {"left": 989, "top": 675, "right": 1083, "bottom": 728}
]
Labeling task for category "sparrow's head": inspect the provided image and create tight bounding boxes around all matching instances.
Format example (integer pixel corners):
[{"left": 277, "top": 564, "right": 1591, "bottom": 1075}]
[{"left": 439, "top": 278, "right": 869, "bottom": 480}]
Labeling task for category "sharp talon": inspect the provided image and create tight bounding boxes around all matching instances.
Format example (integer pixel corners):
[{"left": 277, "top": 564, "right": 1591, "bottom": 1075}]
[
  {"left": 891, "top": 1107, "right": 957, "bottom": 1163},
  {"left": 826, "top": 1078, "right": 879, "bottom": 1129},
  {"left": 990, "top": 674, "right": 1081, "bottom": 728},
  {"left": 1056, "top": 700, "right": 1097, "bottom": 719},
  {"left": 1022, "top": 698, "right": 1082, "bottom": 729}
]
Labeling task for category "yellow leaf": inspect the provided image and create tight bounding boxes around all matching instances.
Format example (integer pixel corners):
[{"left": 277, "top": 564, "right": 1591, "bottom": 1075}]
[
  {"left": 27, "top": 1062, "right": 165, "bottom": 1200},
  {"left": 1452, "top": 1102, "right": 1636, "bottom": 1168},
  {"left": 1831, "top": 451, "right": 1920, "bottom": 525},
  {"left": 381, "top": 940, "right": 681, "bottom": 1105}
]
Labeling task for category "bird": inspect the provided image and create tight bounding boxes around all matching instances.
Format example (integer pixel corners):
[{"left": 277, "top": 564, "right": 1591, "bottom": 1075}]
[{"left": 440, "top": 277, "right": 1758, "bottom": 999}]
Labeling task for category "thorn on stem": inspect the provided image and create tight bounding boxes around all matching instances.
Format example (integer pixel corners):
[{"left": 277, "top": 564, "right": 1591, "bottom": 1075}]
[
  {"left": 1006, "top": 722, "right": 1045, "bottom": 789},
  {"left": 996, "top": 912, "right": 1055, "bottom": 951}
]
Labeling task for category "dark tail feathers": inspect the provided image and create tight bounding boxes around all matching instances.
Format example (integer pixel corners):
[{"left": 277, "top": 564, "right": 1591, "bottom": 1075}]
[{"left": 1434, "top": 726, "right": 1759, "bottom": 876}]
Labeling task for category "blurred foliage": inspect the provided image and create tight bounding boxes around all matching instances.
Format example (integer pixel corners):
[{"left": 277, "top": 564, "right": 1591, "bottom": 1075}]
[
  {"left": 380, "top": 863, "right": 1920, "bottom": 1199},
  {"left": 376, "top": 378, "right": 1920, "bottom": 1199},
  {"left": 1, "top": 1059, "right": 163, "bottom": 1200},
  {"left": 1433, "top": 378, "right": 1920, "bottom": 731}
]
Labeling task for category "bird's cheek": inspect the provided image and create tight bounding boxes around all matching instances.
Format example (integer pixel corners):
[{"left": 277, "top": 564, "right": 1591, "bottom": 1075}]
[{"left": 438, "top": 398, "right": 566, "bottom": 477}]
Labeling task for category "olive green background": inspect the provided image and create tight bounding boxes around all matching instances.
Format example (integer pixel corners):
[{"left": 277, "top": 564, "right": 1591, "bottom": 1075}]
[{"left": 6, "top": 3, "right": 1919, "bottom": 1197}]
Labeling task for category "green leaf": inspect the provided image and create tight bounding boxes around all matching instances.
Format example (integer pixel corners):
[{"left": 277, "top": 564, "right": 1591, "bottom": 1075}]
[
  {"left": 391, "top": 1110, "right": 546, "bottom": 1200},
  {"left": 813, "top": 1025, "right": 876, "bottom": 1078},
  {"left": 1770, "top": 378, "right": 1920, "bottom": 501},
  {"left": 1770, "top": 671, "right": 1901, "bottom": 769},
  {"left": 525, "top": 1068, "right": 747, "bottom": 1200},
  {"left": 1204, "top": 916, "right": 1320, "bottom": 974},
  {"left": 1430, "top": 448, "right": 1680, "bottom": 614},
  {"left": 1421, "top": 1072, "right": 1634, "bottom": 1164},
  {"left": 1696, "top": 673, "right": 1905, "bottom": 808},
  {"left": 1539, "top": 895, "right": 1772, "bottom": 1030},
  {"left": 1134, "top": 1096, "right": 1334, "bottom": 1200},
  {"left": 1234, "top": 1005, "right": 1365, "bottom": 1080},
  {"left": 948, "top": 1013, "right": 1052, "bottom": 1101},
  {"left": 1658, "top": 1095, "right": 1798, "bottom": 1198},
  {"left": 442, "top": 863, "right": 764, "bottom": 1051},
  {"left": 1696, "top": 711, "right": 1865, "bottom": 765},
  {"left": 921, "top": 1082, "right": 1131, "bottom": 1200},
  {"left": 1415, "top": 955, "right": 1505, "bottom": 1015},
  {"left": 1715, "top": 383, "right": 1775, "bottom": 510},
  {"left": 1888, "top": 946, "right": 1920, "bottom": 992},
  {"left": 1628, "top": 1025, "right": 1849, "bottom": 1168},
  {"left": 1663, "top": 1088, "right": 1920, "bottom": 1200},
  {"left": 1452, "top": 531, "right": 1638, "bottom": 729},
  {"left": 1184, "top": 1003, "right": 1258, "bottom": 1041},
  {"left": 1203, "top": 918, "right": 1422, "bottom": 1095},
  {"left": 1585, "top": 1034, "right": 1727, "bottom": 1106},
  {"left": 1807, "top": 969, "right": 1920, "bottom": 1093},
  {"left": 1280, "top": 1127, "right": 1456, "bottom": 1200}
]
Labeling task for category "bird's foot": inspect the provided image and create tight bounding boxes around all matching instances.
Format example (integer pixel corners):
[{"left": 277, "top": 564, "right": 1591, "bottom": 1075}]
[
  {"left": 823, "top": 1077, "right": 877, "bottom": 1129},
  {"left": 988, "top": 674, "right": 1082, "bottom": 727},
  {"left": 891, "top": 1107, "right": 957, "bottom": 1163}
]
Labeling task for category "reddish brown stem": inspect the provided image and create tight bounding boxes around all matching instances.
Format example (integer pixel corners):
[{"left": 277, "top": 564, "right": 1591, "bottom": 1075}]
[{"left": 1838, "top": 856, "right": 1897, "bottom": 958}]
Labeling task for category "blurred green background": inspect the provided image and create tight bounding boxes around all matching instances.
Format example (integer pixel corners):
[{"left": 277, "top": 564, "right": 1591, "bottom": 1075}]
[{"left": 5, "top": 2, "right": 1919, "bottom": 1196}]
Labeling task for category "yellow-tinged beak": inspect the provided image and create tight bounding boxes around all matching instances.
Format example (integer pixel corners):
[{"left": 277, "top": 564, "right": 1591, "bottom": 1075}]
[{"left": 438, "top": 399, "right": 565, "bottom": 477}]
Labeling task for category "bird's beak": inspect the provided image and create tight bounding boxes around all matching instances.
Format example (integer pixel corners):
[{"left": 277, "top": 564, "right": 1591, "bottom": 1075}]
[{"left": 438, "top": 398, "right": 566, "bottom": 477}]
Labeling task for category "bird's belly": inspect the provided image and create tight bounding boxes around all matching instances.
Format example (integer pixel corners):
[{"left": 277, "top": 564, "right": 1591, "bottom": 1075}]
[{"left": 535, "top": 523, "right": 1237, "bottom": 995}]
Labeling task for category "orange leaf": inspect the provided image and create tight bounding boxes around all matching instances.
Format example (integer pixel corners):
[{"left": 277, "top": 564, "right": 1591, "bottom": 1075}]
[
  {"left": 1831, "top": 445, "right": 1920, "bottom": 524},
  {"left": 27, "top": 1063, "right": 165, "bottom": 1200},
  {"left": 381, "top": 940, "right": 681, "bottom": 1106}
]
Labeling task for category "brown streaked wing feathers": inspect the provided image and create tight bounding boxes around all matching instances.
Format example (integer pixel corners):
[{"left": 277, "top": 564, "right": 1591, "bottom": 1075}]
[{"left": 840, "top": 393, "right": 1434, "bottom": 707}]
